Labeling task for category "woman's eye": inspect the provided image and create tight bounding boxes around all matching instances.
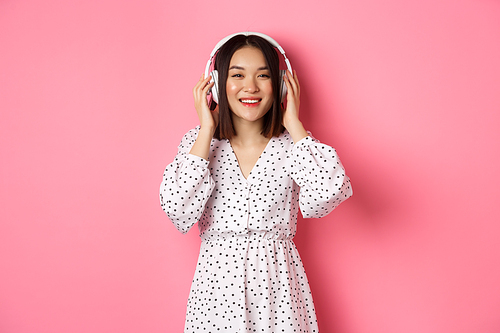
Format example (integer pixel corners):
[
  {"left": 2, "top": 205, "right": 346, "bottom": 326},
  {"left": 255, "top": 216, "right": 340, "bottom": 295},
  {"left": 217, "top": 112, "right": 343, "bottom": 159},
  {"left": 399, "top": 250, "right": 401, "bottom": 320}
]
[
  {"left": 259, "top": 74, "right": 271, "bottom": 78},
  {"left": 231, "top": 74, "right": 243, "bottom": 78}
]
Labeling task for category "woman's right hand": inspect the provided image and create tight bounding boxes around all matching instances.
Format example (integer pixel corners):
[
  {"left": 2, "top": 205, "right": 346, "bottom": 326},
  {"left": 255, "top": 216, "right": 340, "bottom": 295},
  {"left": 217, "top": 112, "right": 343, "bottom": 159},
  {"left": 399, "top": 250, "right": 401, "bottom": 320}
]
[
  {"left": 193, "top": 74, "right": 219, "bottom": 133},
  {"left": 190, "top": 75, "right": 219, "bottom": 160}
]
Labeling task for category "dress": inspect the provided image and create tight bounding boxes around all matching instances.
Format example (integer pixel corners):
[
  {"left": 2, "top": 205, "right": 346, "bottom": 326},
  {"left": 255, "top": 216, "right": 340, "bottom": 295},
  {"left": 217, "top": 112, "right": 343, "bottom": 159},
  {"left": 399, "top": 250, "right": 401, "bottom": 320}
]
[{"left": 160, "top": 126, "right": 352, "bottom": 332}]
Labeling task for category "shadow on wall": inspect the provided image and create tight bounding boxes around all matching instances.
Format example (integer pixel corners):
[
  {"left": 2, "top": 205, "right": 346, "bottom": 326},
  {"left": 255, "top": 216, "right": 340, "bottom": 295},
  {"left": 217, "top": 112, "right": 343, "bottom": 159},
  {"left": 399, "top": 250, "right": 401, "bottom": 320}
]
[
  {"left": 292, "top": 140, "right": 415, "bottom": 331},
  {"left": 285, "top": 48, "right": 419, "bottom": 332}
]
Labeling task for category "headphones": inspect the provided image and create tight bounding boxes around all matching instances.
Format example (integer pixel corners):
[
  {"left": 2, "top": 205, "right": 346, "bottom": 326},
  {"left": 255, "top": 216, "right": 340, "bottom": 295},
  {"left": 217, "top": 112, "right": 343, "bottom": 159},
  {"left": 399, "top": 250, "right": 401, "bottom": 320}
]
[{"left": 204, "top": 32, "right": 293, "bottom": 104}]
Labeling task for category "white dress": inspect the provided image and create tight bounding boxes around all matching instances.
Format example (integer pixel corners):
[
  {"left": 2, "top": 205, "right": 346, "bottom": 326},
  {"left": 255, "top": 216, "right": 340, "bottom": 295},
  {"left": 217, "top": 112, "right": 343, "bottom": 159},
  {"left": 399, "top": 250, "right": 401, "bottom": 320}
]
[{"left": 160, "top": 126, "right": 352, "bottom": 332}]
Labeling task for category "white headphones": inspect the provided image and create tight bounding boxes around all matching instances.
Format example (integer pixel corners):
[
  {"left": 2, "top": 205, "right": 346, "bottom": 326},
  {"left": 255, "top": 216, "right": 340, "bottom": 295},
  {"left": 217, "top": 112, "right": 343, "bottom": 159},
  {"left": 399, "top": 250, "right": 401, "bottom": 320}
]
[{"left": 204, "top": 32, "right": 293, "bottom": 104}]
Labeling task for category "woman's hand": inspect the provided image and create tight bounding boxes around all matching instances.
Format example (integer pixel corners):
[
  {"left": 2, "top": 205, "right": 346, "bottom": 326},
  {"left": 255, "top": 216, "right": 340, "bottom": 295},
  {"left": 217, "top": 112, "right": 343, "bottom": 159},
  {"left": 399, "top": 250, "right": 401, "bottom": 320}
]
[
  {"left": 282, "top": 70, "right": 308, "bottom": 142},
  {"left": 189, "top": 75, "right": 219, "bottom": 160},
  {"left": 193, "top": 74, "right": 219, "bottom": 134}
]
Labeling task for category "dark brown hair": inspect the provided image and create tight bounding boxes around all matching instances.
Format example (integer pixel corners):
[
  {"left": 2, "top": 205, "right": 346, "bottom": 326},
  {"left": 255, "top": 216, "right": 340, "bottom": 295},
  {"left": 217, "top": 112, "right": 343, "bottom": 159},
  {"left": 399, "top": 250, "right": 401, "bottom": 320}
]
[{"left": 212, "top": 34, "right": 284, "bottom": 140}]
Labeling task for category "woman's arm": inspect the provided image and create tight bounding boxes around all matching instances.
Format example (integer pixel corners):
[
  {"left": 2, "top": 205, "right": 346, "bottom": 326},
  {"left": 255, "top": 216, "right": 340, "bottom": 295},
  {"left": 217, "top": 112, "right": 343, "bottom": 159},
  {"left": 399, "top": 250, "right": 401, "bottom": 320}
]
[
  {"left": 283, "top": 70, "right": 352, "bottom": 217},
  {"left": 159, "top": 75, "right": 219, "bottom": 233},
  {"left": 289, "top": 135, "right": 353, "bottom": 218},
  {"left": 160, "top": 128, "right": 215, "bottom": 234}
]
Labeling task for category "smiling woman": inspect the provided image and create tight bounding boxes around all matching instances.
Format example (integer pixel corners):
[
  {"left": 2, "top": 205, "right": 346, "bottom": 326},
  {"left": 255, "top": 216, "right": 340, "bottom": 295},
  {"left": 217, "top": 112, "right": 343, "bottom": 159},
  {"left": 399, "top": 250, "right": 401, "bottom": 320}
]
[{"left": 159, "top": 32, "right": 353, "bottom": 332}]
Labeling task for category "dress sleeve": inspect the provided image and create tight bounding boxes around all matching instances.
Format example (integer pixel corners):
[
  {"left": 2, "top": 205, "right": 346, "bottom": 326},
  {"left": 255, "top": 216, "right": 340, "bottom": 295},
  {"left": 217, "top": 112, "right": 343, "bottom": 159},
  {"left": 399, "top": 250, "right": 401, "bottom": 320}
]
[
  {"left": 159, "top": 128, "right": 215, "bottom": 234},
  {"left": 289, "top": 134, "right": 353, "bottom": 218}
]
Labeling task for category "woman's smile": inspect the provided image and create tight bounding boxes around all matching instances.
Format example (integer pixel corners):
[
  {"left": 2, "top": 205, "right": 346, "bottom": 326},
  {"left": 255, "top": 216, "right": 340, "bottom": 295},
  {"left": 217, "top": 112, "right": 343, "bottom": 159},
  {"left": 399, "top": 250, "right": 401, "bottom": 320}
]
[{"left": 239, "top": 97, "right": 262, "bottom": 107}]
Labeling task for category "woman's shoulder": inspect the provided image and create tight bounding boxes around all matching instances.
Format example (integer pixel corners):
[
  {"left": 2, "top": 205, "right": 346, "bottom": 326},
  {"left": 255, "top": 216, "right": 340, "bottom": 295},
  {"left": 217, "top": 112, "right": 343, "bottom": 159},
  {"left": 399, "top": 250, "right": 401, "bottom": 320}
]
[
  {"left": 176, "top": 126, "right": 199, "bottom": 146},
  {"left": 186, "top": 125, "right": 201, "bottom": 137},
  {"left": 273, "top": 130, "right": 315, "bottom": 146},
  {"left": 179, "top": 125, "right": 224, "bottom": 146},
  {"left": 180, "top": 125, "right": 206, "bottom": 140},
  {"left": 271, "top": 130, "right": 294, "bottom": 150}
]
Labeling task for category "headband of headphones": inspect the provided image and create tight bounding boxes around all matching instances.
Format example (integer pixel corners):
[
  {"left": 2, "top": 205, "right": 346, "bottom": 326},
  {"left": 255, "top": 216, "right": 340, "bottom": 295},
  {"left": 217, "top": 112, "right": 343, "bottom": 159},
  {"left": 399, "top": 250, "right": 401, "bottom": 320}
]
[
  {"left": 204, "top": 32, "right": 293, "bottom": 104},
  {"left": 204, "top": 32, "right": 293, "bottom": 78}
]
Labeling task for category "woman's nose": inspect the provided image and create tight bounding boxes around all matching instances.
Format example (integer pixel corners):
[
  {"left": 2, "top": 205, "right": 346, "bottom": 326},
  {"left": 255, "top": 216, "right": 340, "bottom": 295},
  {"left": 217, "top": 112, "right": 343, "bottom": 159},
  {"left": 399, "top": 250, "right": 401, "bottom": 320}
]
[{"left": 243, "top": 77, "right": 259, "bottom": 93}]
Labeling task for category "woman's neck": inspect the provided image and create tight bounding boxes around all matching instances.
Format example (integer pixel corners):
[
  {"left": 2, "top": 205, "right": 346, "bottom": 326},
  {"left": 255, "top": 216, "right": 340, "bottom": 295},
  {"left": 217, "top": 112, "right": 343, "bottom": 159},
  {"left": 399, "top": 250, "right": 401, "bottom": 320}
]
[{"left": 230, "top": 116, "right": 267, "bottom": 146}]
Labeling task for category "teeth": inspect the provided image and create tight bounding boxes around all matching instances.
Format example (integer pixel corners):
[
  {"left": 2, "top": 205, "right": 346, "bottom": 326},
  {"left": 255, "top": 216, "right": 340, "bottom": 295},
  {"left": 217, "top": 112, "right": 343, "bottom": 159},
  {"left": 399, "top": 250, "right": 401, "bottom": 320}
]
[{"left": 241, "top": 99, "right": 260, "bottom": 103}]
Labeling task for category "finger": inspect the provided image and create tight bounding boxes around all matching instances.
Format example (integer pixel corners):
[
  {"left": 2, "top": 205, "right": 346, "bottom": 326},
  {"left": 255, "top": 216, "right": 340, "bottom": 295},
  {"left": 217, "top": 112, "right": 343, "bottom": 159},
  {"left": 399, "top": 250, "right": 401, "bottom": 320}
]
[
  {"left": 193, "top": 75, "right": 206, "bottom": 94},
  {"left": 197, "top": 74, "right": 207, "bottom": 87},
  {"left": 285, "top": 70, "right": 297, "bottom": 96},
  {"left": 196, "top": 74, "right": 211, "bottom": 88},
  {"left": 198, "top": 75, "right": 210, "bottom": 87},
  {"left": 201, "top": 76, "right": 213, "bottom": 90},
  {"left": 283, "top": 72, "right": 291, "bottom": 88},
  {"left": 283, "top": 75, "right": 292, "bottom": 99},
  {"left": 194, "top": 76, "right": 213, "bottom": 97},
  {"left": 289, "top": 70, "right": 299, "bottom": 92},
  {"left": 202, "top": 80, "right": 214, "bottom": 95},
  {"left": 293, "top": 70, "right": 300, "bottom": 96}
]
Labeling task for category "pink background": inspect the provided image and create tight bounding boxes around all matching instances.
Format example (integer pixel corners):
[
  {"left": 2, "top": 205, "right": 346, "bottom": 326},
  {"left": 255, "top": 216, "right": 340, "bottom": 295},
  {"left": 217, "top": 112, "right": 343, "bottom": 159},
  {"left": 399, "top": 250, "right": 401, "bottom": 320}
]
[{"left": 1, "top": 0, "right": 500, "bottom": 332}]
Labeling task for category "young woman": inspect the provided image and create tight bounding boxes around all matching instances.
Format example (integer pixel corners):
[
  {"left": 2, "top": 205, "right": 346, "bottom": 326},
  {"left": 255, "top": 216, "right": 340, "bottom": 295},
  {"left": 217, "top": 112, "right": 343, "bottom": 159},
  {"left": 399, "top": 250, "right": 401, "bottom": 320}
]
[{"left": 160, "top": 32, "right": 352, "bottom": 332}]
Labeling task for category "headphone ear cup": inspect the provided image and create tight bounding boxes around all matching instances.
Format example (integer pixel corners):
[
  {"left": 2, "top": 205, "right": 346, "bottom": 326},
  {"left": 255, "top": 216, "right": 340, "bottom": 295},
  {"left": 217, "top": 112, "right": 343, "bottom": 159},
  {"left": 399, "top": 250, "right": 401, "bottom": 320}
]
[
  {"left": 279, "top": 70, "right": 287, "bottom": 102},
  {"left": 209, "top": 70, "right": 219, "bottom": 104}
]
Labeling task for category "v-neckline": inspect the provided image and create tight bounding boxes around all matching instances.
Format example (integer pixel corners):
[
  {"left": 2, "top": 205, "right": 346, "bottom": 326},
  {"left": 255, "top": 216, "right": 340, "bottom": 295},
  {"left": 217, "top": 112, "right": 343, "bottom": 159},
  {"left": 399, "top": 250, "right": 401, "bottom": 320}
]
[{"left": 228, "top": 137, "right": 273, "bottom": 181}]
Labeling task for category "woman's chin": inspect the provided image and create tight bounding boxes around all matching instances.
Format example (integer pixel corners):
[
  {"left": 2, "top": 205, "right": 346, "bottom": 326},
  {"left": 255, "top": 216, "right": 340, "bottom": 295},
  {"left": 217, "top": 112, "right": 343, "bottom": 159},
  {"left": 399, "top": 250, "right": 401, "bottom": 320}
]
[{"left": 231, "top": 110, "right": 268, "bottom": 124}]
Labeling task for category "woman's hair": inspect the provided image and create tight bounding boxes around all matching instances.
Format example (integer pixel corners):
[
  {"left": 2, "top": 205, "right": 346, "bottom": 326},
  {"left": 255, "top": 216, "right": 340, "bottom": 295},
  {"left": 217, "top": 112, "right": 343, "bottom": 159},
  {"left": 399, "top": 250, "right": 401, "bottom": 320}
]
[{"left": 212, "top": 34, "right": 285, "bottom": 140}]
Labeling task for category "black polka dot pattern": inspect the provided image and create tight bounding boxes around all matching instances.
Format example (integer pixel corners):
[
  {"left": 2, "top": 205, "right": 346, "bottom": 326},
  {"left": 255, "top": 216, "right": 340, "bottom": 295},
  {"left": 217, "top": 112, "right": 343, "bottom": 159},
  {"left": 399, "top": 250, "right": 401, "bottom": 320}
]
[{"left": 160, "top": 126, "right": 352, "bottom": 332}]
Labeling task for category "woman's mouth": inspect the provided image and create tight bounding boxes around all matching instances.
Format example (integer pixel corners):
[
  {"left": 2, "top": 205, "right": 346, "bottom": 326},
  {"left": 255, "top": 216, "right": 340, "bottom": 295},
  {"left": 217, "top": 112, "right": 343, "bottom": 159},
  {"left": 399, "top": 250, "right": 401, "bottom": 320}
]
[{"left": 239, "top": 98, "right": 262, "bottom": 107}]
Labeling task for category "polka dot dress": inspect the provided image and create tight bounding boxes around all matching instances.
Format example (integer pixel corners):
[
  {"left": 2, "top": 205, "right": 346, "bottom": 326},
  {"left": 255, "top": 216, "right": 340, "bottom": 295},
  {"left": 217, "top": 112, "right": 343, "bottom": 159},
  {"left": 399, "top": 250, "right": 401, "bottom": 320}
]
[{"left": 160, "top": 126, "right": 352, "bottom": 332}]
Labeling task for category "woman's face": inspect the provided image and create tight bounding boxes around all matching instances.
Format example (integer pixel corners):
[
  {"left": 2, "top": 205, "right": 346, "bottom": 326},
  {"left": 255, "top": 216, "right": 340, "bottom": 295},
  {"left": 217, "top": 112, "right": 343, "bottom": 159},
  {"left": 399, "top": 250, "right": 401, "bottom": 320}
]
[{"left": 226, "top": 46, "right": 274, "bottom": 124}]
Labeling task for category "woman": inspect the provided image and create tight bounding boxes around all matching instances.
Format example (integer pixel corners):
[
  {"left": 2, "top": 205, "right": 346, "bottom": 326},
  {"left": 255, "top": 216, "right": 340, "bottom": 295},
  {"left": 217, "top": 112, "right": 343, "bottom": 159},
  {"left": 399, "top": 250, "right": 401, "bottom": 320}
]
[{"left": 160, "top": 32, "right": 352, "bottom": 332}]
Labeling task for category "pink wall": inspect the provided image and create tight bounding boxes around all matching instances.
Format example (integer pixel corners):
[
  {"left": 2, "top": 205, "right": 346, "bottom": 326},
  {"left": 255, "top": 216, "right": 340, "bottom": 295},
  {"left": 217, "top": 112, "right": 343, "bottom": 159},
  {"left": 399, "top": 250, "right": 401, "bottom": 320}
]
[{"left": 1, "top": 0, "right": 499, "bottom": 332}]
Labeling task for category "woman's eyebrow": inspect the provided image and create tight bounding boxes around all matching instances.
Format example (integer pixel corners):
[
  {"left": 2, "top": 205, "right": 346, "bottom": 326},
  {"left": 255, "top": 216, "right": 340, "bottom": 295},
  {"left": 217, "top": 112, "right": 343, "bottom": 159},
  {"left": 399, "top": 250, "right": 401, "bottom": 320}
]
[{"left": 229, "top": 65, "right": 269, "bottom": 71}]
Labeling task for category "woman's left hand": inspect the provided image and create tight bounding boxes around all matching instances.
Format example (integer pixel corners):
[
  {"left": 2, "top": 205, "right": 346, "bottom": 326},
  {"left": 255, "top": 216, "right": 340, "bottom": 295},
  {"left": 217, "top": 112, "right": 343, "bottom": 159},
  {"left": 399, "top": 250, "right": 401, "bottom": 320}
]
[{"left": 282, "top": 70, "right": 308, "bottom": 142}]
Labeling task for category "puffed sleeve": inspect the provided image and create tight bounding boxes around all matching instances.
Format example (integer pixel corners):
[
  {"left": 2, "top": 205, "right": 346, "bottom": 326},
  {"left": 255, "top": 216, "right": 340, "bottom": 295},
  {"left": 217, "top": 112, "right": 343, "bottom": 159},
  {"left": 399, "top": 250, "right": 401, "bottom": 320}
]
[
  {"left": 289, "top": 134, "right": 353, "bottom": 218},
  {"left": 159, "top": 127, "right": 215, "bottom": 234}
]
